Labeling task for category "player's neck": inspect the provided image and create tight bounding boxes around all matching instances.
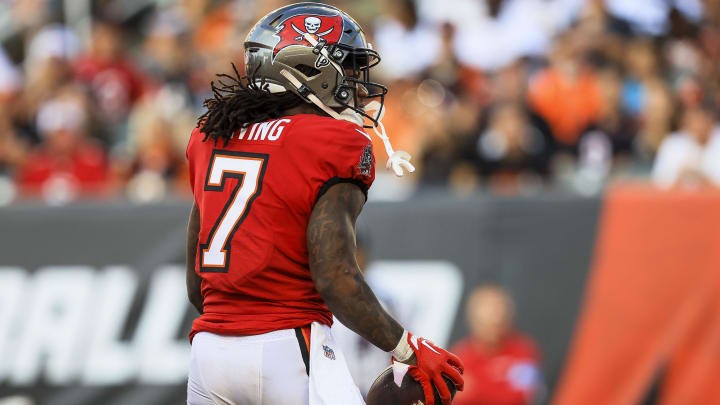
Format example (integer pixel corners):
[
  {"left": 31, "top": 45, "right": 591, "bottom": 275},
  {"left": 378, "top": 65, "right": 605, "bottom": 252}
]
[{"left": 282, "top": 103, "right": 324, "bottom": 117}]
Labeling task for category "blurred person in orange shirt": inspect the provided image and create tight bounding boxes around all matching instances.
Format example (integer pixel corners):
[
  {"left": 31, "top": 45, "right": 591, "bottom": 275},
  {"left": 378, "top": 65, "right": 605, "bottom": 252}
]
[
  {"left": 451, "top": 285, "right": 542, "bottom": 405},
  {"left": 527, "top": 30, "right": 602, "bottom": 150}
]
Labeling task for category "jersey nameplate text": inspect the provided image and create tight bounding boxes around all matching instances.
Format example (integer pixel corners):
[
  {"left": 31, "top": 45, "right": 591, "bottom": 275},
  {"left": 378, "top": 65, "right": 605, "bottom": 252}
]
[{"left": 234, "top": 119, "right": 292, "bottom": 143}]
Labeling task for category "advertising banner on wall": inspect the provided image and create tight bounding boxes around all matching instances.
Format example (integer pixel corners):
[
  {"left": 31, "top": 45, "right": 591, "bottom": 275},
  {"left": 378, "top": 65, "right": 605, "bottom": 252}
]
[{"left": 0, "top": 196, "right": 601, "bottom": 405}]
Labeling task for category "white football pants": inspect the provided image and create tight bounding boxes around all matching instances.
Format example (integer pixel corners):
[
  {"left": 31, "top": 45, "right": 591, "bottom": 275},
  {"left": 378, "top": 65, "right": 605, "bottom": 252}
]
[{"left": 187, "top": 330, "right": 309, "bottom": 405}]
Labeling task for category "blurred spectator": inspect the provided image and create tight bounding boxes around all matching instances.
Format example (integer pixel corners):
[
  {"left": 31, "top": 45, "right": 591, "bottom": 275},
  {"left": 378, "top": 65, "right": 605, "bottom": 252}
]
[
  {"left": 573, "top": 0, "right": 632, "bottom": 82},
  {"left": 453, "top": 61, "right": 555, "bottom": 193},
  {"left": 123, "top": 98, "right": 190, "bottom": 202},
  {"left": 580, "top": 68, "right": 635, "bottom": 157},
  {"left": 652, "top": 104, "right": 720, "bottom": 188},
  {"left": 373, "top": 0, "right": 442, "bottom": 81},
  {"left": 424, "top": 0, "right": 580, "bottom": 72},
  {"left": 0, "top": 49, "right": 25, "bottom": 205},
  {"left": 473, "top": 102, "right": 553, "bottom": 193},
  {"left": 4, "top": 0, "right": 54, "bottom": 33},
  {"left": 637, "top": 77, "right": 675, "bottom": 155},
  {"left": 452, "top": 285, "right": 542, "bottom": 405},
  {"left": 416, "top": 90, "right": 481, "bottom": 191},
  {"left": 73, "top": 20, "right": 146, "bottom": 145},
  {"left": 574, "top": 68, "right": 634, "bottom": 192},
  {"left": 26, "top": 24, "right": 80, "bottom": 65},
  {"left": 18, "top": 26, "right": 78, "bottom": 145},
  {"left": 141, "top": 8, "right": 192, "bottom": 84},
  {"left": 605, "top": 0, "right": 704, "bottom": 35},
  {"left": 527, "top": 31, "right": 602, "bottom": 150},
  {"left": 16, "top": 85, "right": 107, "bottom": 204},
  {"left": 576, "top": 0, "right": 633, "bottom": 41},
  {"left": 621, "top": 39, "right": 662, "bottom": 117}
]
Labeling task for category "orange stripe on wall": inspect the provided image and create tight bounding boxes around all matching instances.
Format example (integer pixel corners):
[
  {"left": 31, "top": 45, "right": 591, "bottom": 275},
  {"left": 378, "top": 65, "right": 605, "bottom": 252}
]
[{"left": 552, "top": 185, "right": 720, "bottom": 405}]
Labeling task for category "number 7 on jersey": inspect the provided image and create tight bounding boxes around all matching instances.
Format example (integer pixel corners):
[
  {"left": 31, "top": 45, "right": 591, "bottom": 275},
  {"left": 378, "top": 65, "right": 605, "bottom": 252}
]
[{"left": 200, "top": 150, "right": 268, "bottom": 272}]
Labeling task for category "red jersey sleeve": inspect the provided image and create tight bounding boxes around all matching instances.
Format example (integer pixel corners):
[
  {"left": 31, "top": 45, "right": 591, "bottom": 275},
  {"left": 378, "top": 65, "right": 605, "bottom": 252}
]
[{"left": 290, "top": 115, "right": 375, "bottom": 204}]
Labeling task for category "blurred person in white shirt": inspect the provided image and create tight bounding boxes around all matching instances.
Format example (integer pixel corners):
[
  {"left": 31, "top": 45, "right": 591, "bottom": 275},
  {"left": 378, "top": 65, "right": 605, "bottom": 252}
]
[
  {"left": 373, "top": 0, "right": 442, "bottom": 80},
  {"left": 652, "top": 104, "right": 720, "bottom": 188},
  {"left": 604, "top": 0, "right": 704, "bottom": 36},
  {"left": 416, "top": 0, "right": 583, "bottom": 72}
]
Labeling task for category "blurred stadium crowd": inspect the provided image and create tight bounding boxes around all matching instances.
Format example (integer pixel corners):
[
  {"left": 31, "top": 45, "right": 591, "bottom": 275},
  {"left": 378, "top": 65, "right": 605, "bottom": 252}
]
[{"left": 0, "top": 0, "right": 718, "bottom": 204}]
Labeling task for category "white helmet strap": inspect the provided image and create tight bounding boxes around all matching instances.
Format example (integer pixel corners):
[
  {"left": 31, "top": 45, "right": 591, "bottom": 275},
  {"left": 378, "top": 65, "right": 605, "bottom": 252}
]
[{"left": 279, "top": 69, "right": 343, "bottom": 119}]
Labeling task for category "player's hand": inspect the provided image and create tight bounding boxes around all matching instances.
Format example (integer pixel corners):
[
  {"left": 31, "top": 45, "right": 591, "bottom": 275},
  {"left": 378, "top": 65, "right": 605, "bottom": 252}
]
[{"left": 393, "top": 332, "right": 464, "bottom": 405}]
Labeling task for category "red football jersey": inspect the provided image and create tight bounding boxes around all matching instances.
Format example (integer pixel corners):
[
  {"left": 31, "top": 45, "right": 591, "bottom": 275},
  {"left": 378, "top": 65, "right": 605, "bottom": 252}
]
[{"left": 186, "top": 114, "right": 375, "bottom": 340}]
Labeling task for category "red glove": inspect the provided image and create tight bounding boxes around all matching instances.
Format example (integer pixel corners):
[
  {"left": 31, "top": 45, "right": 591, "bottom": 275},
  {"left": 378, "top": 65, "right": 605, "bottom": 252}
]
[{"left": 392, "top": 332, "right": 464, "bottom": 405}]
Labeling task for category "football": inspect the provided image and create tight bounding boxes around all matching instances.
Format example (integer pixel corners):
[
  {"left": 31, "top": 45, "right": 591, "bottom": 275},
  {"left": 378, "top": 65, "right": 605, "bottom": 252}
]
[{"left": 366, "top": 366, "right": 457, "bottom": 405}]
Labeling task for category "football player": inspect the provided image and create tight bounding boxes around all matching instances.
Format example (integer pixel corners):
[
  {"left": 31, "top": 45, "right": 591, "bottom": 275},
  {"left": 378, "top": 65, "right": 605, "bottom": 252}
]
[{"left": 185, "top": 3, "right": 463, "bottom": 405}]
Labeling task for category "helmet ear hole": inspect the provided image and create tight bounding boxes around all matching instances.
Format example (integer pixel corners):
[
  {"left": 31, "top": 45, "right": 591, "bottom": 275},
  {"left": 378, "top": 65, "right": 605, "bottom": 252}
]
[{"left": 294, "top": 64, "right": 322, "bottom": 78}]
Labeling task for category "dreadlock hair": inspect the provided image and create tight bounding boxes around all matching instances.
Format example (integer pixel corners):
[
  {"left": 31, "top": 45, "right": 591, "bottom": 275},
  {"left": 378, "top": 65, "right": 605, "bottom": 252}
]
[{"left": 197, "top": 63, "right": 305, "bottom": 145}]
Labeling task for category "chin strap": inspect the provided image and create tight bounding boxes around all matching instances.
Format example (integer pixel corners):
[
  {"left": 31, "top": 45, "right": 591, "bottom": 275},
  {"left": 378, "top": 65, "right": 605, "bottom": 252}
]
[
  {"left": 364, "top": 101, "right": 415, "bottom": 177},
  {"left": 279, "top": 33, "right": 415, "bottom": 177},
  {"left": 279, "top": 69, "right": 343, "bottom": 119}
]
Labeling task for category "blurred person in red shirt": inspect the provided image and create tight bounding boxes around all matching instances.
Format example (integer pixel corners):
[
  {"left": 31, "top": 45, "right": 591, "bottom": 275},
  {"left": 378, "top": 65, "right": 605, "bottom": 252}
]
[
  {"left": 73, "top": 20, "right": 146, "bottom": 144},
  {"left": 16, "top": 85, "right": 108, "bottom": 203},
  {"left": 451, "top": 285, "right": 542, "bottom": 405}
]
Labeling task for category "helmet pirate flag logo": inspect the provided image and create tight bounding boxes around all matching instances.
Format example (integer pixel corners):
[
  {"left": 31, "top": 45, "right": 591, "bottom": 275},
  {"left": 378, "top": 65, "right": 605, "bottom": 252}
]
[{"left": 273, "top": 14, "right": 343, "bottom": 58}]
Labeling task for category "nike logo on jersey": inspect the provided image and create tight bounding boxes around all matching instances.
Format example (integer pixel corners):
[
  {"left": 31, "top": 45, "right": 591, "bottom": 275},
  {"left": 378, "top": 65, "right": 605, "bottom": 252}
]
[
  {"left": 235, "top": 119, "right": 292, "bottom": 142},
  {"left": 354, "top": 128, "right": 372, "bottom": 141}
]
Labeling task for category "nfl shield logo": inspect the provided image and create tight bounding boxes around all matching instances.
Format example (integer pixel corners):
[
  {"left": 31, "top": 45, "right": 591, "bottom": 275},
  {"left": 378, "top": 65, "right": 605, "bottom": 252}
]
[{"left": 322, "top": 345, "right": 336, "bottom": 360}]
